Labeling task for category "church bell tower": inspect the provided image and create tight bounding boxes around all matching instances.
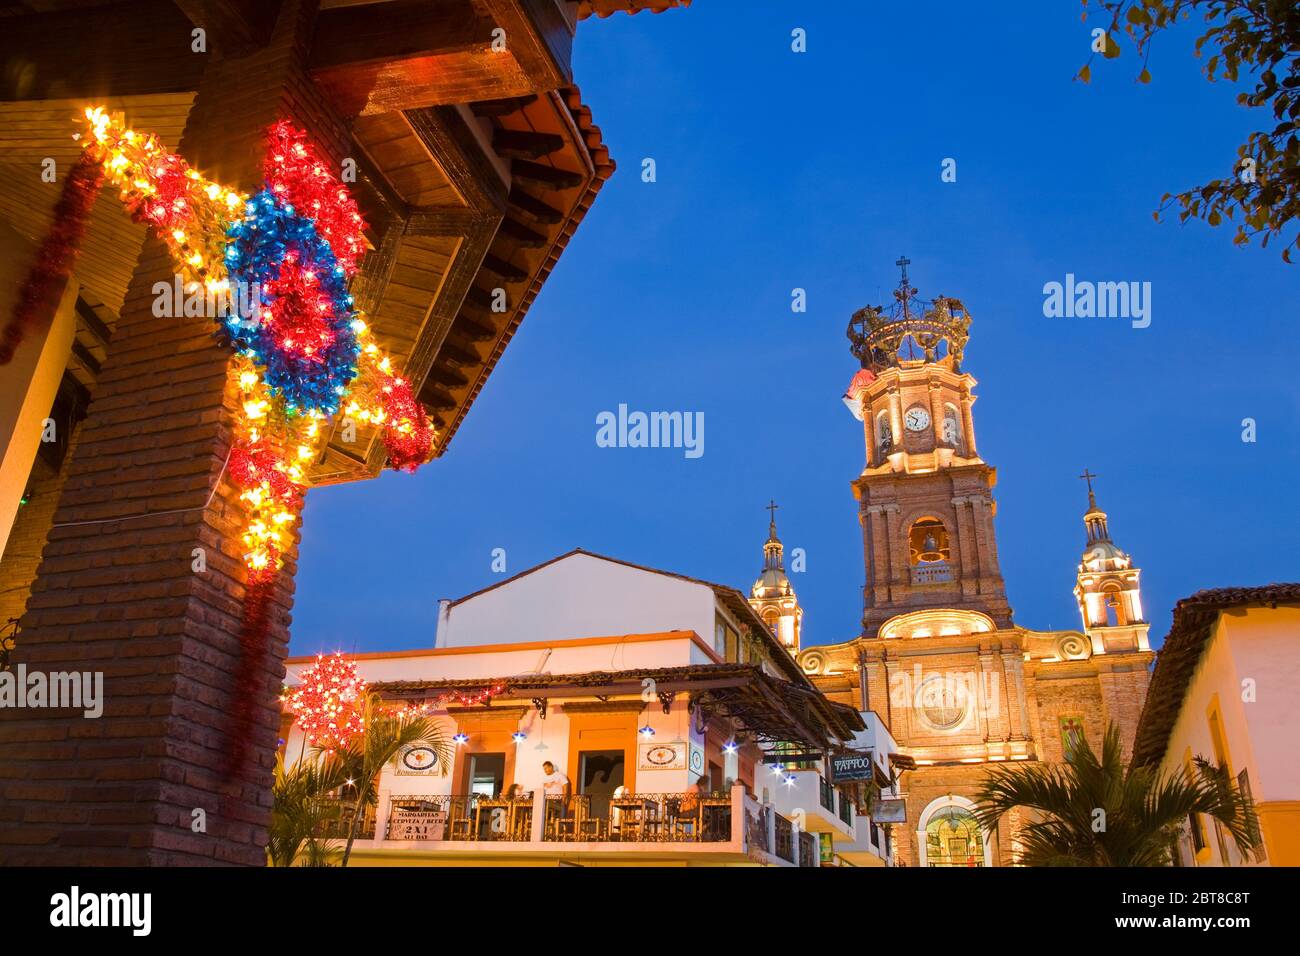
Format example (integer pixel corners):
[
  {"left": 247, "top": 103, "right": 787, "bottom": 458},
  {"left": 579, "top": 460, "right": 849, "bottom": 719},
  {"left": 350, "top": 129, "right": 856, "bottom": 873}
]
[
  {"left": 749, "top": 501, "right": 802, "bottom": 653},
  {"left": 844, "top": 259, "right": 1013, "bottom": 636},
  {"left": 1073, "top": 472, "right": 1151, "bottom": 655}
]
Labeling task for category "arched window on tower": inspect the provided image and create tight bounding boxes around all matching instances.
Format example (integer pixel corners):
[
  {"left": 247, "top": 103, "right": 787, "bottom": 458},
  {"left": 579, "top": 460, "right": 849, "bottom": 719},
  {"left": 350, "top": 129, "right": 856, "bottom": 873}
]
[
  {"left": 875, "top": 409, "right": 892, "bottom": 462},
  {"left": 909, "top": 517, "right": 953, "bottom": 584},
  {"left": 762, "top": 609, "right": 779, "bottom": 637},
  {"left": 1101, "top": 583, "right": 1127, "bottom": 627},
  {"left": 942, "top": 403, "right": 962, "bottom": 452}
]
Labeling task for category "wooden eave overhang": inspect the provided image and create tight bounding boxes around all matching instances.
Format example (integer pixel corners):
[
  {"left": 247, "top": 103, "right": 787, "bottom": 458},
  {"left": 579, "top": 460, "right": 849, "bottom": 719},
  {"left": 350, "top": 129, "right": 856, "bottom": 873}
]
[
  {"left": 1131, "top": 583, "right": 1300, "bottom": 768},
  {"left": 0, "top": 0, "right": 634, "bottom": 482},
  {"left": 577, "top": 0, "right": 692, "bottom": 18},
  {"left": 362, "top": 662, "right": 865, "bottom": 750}
]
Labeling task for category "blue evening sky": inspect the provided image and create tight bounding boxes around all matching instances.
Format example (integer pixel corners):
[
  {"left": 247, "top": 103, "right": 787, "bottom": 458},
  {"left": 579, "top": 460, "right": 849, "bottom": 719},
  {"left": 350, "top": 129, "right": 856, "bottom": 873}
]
[{"left": 290, "top": 2, "right": 1298, "bottom": 657}]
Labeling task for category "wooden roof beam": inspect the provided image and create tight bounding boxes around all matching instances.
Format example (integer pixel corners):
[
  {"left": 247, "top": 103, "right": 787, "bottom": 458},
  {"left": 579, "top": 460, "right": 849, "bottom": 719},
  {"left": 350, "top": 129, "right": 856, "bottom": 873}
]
[
  {"left": 511, "top": 159, "right": 584, "bottom": 191},
  {"left": 451, "top": 313, "right": 499, "bottom": 342},
  {"left": 481, "top": 253, "right": 529, "bottom": 283},
  {"left": 470, "top": 95, "right": 539, "bottom": 118},
  {"left": 507, "top": 187, "right": 565, "bottom": 225},
  {"left": 493, "top": 129, "right": 564, "bottom": 160},
  {"left": 310, "top": 0, "right": 567, "bottom": 116}
]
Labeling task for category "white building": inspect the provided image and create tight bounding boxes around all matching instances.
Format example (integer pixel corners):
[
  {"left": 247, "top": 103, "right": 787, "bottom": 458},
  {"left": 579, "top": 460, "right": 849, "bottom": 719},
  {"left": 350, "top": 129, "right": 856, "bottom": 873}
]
[{"left": 282, "top": 548, "right": 902, "bottom": 866}]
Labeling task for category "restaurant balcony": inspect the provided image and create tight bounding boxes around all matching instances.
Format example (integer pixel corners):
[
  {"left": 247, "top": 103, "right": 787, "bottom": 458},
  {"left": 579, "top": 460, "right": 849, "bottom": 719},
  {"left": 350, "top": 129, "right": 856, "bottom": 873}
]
[
  {"left": 763, "top": 767, "right": 855, "bottom": 840},
  {"left": 341, "top": 785, "right": 818, "bottom": 866},
  {"left": 834, "top": 812, "right": 894, "bottom": 866}
]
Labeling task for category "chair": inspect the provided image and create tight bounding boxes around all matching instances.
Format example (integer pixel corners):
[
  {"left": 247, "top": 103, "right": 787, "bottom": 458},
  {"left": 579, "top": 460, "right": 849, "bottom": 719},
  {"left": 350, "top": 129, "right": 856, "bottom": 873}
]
[{"left": 449, "top": 815, "right": 473, "bottom": 840}]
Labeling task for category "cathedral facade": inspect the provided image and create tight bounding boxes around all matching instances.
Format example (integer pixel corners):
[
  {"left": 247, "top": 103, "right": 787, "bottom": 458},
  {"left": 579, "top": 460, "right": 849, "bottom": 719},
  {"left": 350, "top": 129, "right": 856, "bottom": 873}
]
[{"left": 770, "top": 265, "right": 1154, "bottom": 867}]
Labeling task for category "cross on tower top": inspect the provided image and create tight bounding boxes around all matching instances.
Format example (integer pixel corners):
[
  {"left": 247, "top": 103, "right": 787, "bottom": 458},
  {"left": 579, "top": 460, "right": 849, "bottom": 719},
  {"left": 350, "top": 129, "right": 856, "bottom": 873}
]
[
  {"left": 895, "top": 255, "right": 911, "bottom": 285},
  {"left": 766, "top": 499, "right": 780, "bottom": 542},
  {"left": 1079, "top": 468, "right": 1099, "bottom": 507}
]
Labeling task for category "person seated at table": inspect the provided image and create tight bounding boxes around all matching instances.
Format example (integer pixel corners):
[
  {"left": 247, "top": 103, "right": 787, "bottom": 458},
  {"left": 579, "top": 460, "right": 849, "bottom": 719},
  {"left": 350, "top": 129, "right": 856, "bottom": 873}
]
[{"left": 678, "top": 775, "right": 710, "bottom": 819}]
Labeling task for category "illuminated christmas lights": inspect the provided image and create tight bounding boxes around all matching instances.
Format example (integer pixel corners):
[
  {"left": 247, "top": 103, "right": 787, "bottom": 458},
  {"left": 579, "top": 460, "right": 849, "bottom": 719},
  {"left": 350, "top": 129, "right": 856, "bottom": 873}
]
[
  {"left": 282, "top": 652, "right": 367, "bottom": 746},
  {"left": 79, "top": 107, "right": 437, "bottom": 583}
]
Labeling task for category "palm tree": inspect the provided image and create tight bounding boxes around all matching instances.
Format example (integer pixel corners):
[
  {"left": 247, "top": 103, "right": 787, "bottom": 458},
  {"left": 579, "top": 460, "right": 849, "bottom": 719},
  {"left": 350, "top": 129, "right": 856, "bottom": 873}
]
[
  {"left": 973, "top": 723, "right": 1258, "bottom": 866},
  {"left": 268, "top": 751, "right": 349, "bottom": 866},
  {"left": 320, "top": 693, "right": 452, "bottom": 867}
]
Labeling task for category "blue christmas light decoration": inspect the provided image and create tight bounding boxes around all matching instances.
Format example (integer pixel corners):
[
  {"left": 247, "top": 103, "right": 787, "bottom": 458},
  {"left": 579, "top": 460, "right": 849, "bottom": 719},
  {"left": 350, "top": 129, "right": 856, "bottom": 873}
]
[{"left": 222, "top": 188, "right": 361, "bottom": 415}]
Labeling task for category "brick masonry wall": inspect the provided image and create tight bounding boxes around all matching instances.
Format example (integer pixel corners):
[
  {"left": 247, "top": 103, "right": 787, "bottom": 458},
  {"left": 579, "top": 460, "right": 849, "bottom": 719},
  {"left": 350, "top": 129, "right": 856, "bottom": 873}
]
[
  {"left": 0, "top": 0, "right": 348, "bottom": 865},
  {"left": 811, "top": 630, "right": 1153, "bottom": 866}
]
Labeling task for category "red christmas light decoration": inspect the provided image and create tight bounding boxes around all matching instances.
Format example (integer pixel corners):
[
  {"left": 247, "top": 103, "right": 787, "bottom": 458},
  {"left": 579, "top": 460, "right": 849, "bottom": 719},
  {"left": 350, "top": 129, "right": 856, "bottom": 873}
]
[
  {"left": 283, "top": 652, "right": 367, "bottom": 746},
  {"left": 265, "top": 121, "right": 366, "bottom": 275},
  {"left": 379, "top": 376, "right": 435, "bottom": 471}
]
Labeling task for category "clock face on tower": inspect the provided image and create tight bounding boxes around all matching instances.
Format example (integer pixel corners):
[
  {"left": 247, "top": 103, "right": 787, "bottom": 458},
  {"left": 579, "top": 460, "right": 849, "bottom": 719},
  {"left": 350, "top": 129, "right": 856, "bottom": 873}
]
[{"left": 904, "top": 406, "right": 931, "bottom": 432}]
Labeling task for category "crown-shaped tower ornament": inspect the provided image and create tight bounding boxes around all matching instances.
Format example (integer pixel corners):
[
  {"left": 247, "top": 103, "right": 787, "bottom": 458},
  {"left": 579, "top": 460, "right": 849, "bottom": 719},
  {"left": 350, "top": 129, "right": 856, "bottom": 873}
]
[{"left": 847, "top": 256, "right": 972, "bottom": 372}]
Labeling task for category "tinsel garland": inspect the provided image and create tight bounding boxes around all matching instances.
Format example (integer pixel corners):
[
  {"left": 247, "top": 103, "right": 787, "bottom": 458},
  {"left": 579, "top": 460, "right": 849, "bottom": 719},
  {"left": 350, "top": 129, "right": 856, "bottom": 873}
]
[{"left": 0, "top": 155, "right": 104, "bottom": 365}]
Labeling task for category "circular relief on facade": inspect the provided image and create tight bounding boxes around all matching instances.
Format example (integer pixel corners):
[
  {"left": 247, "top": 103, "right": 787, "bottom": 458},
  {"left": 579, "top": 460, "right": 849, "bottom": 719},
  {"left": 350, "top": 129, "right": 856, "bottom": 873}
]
[
  {"left": 915, "top": 675, "right": 970, "bottom": 732},
  {"left": 799, "top": 650, "right": 826, "bottom": 675},
  {"left": 1057, "top": 633, "right": 1091, "bottom": 661}
]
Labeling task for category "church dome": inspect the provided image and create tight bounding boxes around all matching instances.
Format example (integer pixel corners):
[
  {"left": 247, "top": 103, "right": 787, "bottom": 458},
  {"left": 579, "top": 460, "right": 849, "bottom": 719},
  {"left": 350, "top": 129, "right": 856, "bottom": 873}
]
[{"left": 752, "top": 564, "right": 792, "bottom": 599}]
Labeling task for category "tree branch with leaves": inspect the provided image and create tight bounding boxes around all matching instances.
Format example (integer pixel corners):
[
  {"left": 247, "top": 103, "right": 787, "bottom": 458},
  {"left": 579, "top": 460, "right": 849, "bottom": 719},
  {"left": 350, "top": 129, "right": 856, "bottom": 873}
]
[{"left": 1079, "top": 0, "right": 1299, "bottom": 260}]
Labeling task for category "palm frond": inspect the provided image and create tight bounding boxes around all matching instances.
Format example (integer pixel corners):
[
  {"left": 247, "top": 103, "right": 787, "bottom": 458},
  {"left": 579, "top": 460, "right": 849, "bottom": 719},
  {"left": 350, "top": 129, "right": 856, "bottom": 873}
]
[{"left": 970, "top": 721, "right": 1260, "bottom": 867}]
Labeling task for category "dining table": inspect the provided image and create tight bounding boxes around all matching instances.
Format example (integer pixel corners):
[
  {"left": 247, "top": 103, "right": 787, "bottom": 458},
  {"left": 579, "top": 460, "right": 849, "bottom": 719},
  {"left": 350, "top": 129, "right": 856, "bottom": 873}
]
[
  {"left": 610, "top": 796, "right": 658, "bottom": 841},
  {"left": 474, "top": 797, "right": 525, "bottom": 840}
]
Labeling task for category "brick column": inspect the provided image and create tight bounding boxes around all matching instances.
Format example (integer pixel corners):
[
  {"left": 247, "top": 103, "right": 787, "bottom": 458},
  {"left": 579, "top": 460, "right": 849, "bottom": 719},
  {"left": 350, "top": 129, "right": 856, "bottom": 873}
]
[
  {"left": 926, "top": 380, "right": 944, "bottom": 448},
  {"left": 950, "top": 495, "right": 977, "bottom": 597},
  {"left": 0, "top": 0, "right": 345, "bottom": 865}
]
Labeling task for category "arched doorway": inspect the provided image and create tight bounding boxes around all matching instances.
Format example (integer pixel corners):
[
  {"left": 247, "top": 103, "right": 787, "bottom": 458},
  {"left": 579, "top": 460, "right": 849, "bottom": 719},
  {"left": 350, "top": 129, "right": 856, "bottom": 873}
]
[{"left": 917, "top": 796, "right": 993, "bottom": 867}]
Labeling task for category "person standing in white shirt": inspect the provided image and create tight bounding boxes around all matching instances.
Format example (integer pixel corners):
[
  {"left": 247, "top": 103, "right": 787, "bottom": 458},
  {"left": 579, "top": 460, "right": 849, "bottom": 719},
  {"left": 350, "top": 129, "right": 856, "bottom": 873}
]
[{"left": 540, "top": 761, "right": 571, "bottom": 800}]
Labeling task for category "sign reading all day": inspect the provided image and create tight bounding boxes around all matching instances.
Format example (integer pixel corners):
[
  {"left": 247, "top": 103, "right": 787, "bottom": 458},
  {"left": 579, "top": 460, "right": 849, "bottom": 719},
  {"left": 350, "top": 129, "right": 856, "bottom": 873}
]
[
  {"left": 388, "top": 809, "right": 447, "bottom": 841},
  {"left": 829, "top": 750, "right": 876, "bottom": 783}
]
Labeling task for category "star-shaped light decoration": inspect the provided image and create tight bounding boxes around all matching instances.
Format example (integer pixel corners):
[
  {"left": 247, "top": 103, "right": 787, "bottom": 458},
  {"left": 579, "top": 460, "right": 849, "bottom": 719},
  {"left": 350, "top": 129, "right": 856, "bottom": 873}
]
[{"left": 81, "top": 108, "right": 435, "bottom": 586}]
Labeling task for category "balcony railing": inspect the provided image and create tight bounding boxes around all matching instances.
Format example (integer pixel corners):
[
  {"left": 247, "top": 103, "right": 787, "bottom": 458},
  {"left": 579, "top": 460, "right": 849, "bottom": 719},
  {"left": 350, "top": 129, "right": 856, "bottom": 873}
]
[
  {"left": 542, "top": 793, "right": 733, "bottom": 843},
  {"left": 774, "top": 813, "right": 794, "bottom": 863},
  {"left": 818, "top": 776, "right": 835, "bottom": 812},
  {"left": 911, "top": 561, "right": 954, "bottom": 584},
  {"left": 798, "top": 830, "right": 819, "bottom": 868},
  {"left": 385, "top": 791, "right": 735, "bottom": 844},
  {"left": 838, "top": 793, "right": 854, "bottom": 827},
  {"left": 377, "top": 789, "right": 817, "bottom": 865}
]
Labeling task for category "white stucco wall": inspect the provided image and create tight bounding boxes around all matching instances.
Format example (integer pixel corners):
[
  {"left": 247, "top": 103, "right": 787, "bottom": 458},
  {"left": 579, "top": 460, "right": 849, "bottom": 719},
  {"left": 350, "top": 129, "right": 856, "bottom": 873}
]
[
  {"left": 1157, "top": 605, "right": 1300, "bottom": 865},
  {"left": 435, "top": 552, "right": 719, "bottom": 649}
]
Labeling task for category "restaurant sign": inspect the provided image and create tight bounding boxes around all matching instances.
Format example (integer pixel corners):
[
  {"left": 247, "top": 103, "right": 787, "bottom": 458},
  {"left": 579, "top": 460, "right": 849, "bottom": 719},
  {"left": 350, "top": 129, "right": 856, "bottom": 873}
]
[
  {"left": 870, "top": 798, "right": 907, "bottom": 824},
  {"left": 388, "top": 809, "right": 447, "bottom": 840},
  {"left": 830, "top": 751, "right": 876, "bottom": 783},
  {"left": 639, "top": 740, "right": 686, "bottom": 771}
]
